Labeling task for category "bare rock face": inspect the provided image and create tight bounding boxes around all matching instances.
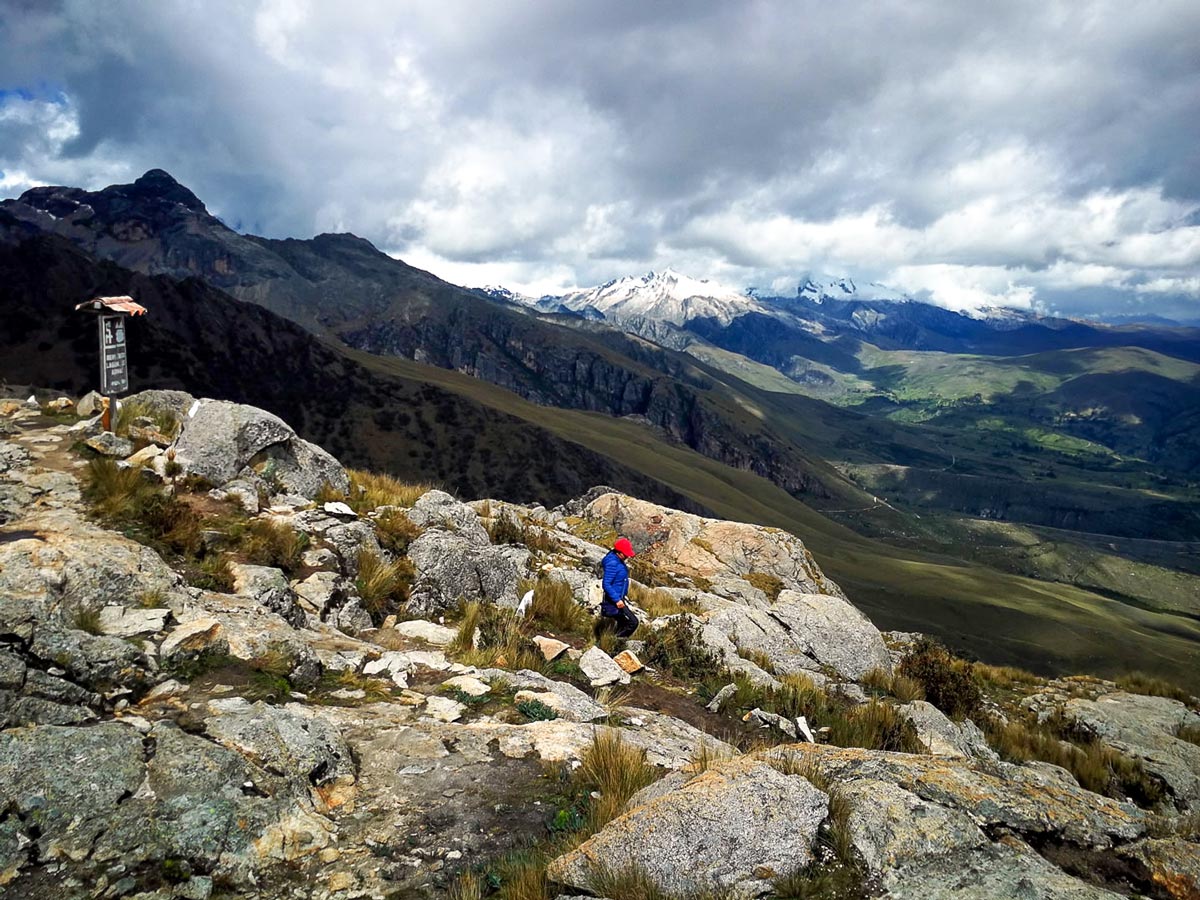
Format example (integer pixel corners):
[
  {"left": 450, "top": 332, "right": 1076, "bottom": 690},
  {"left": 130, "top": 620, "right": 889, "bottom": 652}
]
[
  {"left": 230, "top": 562, "right": 306, "bottom": 628},
  {"left": 897, "top": 701, "right": 999, "bottom": 762},
  {"left": 548, "top": 757, "right": 828, "bottom": 899},
  {"left": 702, "top": 591, "right": 891, "bottom": 681},
  {"left": 403, "top": 490, "right": 488, "bottom": 544},
  {"left": 407, "top": 529, "right": 525, "bottom": 615},
  {"left": 767, "top": 745, "right": 1146, "bottom": 849},
  {"left": 586, "top": 492, "right": 845, "bottom": 597},
  {"left": 172, "top": 399, "right": 295, "bottom": 485},
  {"left": 171, "top": 399, "right": 348, "bottom": 498},
  {"left": 1061, "top": 692, "right": 1200, "bottom": 806}
]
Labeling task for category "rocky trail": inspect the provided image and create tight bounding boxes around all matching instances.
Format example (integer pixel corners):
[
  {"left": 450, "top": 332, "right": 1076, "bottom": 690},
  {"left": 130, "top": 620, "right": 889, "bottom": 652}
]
[{"left": 0, "top": 391, "right": 1197, "bottom": 900}]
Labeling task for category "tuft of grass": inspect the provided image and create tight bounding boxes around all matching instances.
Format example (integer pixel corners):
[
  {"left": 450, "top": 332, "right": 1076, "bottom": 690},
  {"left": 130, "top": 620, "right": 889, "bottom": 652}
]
[
  {"left": 239, "top": 518, "right": 309, "bottom": 575},
  {"left": 829, "top": 701, "right": 925, "bottom": 754},
  {"left": 983, "top": 712, "right": 1165, "bottom": 808},
  {"left": 586, "top": 865, "right": 734, "bottom": 900},
  {"left": 114, "top": 399, "right": 179, "bottom": 440},
  {"left": 311, "top": 669, "right": 394, "bottom": 705},
  {"left": 743, "top": 571, "right": 784, "bottom": 602},
  {"left": 186, "top": 554, "right": 235, "bottom": 593},
  {"left": 447, "top": 872, "right": 484, "bottom": 900},
  {"left": 741, "top": 648, "right": 778, "bottom": 676},
  {"left": 450, "top": 603, "right": 549, "bottom": 673},
  {"left": 354, "top": 549, "right": 414, "bottom": 623},
  {"left": 373, "top": 507, "right": 422, "bottom": 555},
  {"left": 1176, "top": 723, "right": 1200, "bottom": 747},
  {"left": 629, "top": 583, "right": 685, "bottom": 618},
  {"left": 687, "top": 741, "right": 735, "bottom": 775},
  {"left": 488, "top": 513, "right": 556, "bottom": 553},
  {"left": 347, "top": 469, "right": 432, "bottom": 512},
  {"left": 1115, "top": 672, "right": 1195, "bottom": 705},
  {"left": 136, "top": 588, "right": 169, "bottom": 609},
  {"left": 861, "top": 667, "right": 925, "bottom": 703},
  {"left": 577, "top": 730, "right": 662, "bottom": 832},
  {"left": 84, "top": 458, "right": 204, "bottom": 558},
  {"left": 314, "top": 481, "right": 346, "bottom": 504},
  {"left": 897, "top": 637, "right": 982, "bottom": 721},
  {"left": 451, "top": 601, "right": 484, "bottom": 654},
  {"left": 973, "top": 662, "right": 1040, "bottom": 690},
  {"left": 487, "top": 512, "right": 525, "bottom": 545},
  {"left": 73, "top": 604, "right": 104, "bottom": 635},
  {"left": 527, "top": 578, "right": 590, "bottom": 634},
  {"left": 642, "top": 616, "right": 722, "bottom": 681},
  {"left": 84, "top": 457, "right": 156, "bottom": 518}
]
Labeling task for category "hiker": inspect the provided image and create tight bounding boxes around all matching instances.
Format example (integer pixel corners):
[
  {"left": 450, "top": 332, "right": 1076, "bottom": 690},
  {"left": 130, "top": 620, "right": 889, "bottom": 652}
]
[{"left": 598, "top": 537, "right": 639, "bottom": 638}]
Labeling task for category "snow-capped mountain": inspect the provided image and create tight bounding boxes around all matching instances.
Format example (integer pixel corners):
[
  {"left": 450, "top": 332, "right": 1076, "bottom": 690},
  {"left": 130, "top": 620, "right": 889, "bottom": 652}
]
[
  {"left": 795, "top": 274, "right": 910, "bottom": 304},
  {"left": 555, "top": 268, "right": 762, "bottom": 326}
]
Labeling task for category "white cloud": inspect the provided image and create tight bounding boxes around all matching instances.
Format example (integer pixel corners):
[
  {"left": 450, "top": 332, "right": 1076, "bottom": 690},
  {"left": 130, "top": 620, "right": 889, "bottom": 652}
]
[{"left": 0, "top": 0, "right": 1196, "bottom": 318}]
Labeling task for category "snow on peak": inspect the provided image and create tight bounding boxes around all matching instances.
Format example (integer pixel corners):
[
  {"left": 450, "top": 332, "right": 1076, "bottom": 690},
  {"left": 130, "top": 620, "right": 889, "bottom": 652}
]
[
  {"left": 558, "top": 268, "right": 760, "bottom": 325},
  {"left": 797, "top": 274, "right": 909, "bottom": 304}
]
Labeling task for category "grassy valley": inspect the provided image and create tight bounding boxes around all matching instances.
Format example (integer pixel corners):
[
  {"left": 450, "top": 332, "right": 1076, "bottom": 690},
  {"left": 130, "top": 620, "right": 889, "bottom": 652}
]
[{"left": 350, "top": 347, "right": 1200, "bottom": 693}]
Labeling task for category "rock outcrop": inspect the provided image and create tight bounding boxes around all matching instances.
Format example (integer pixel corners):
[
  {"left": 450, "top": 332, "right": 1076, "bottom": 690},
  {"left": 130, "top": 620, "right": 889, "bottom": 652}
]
[{"left": 0, "top": 395, "right": 1195, "bottom": 899}]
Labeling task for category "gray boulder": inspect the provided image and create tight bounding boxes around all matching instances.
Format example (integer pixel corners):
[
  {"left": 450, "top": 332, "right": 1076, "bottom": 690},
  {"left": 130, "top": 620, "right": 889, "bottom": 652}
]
[
  {"left": 578, "top": 646, "right": 630, "bottom": 687},
  {"left": 404, "top": 490, "right": 488, "bottom": 544},
  {"left": 883, "top": 839, "right": 1125, "bottom": 899},
  {"left": 84, "top": 432, "right": 133, "bottom": 457},
  {"left": 548, "top": 757, "right": 828, "bottom": 899},
  {"left": 841, "top": 779, "right": 987, "bottom": 873},
  {"left": 324, "top": 520, "right": 383, "bottom": 576},
  {"left": 898, "top": 701, "right": 1000, "bottom": 762},
  {"left": 480, "top": 669, "right": 608, "bottom": 723},
  {"left": 172, "top": 400, "right": 294, "bottom": 485},
  {"left": 203, "top": 700, "right": 356, "bottom": 794},
  {"left": 242, "top": 437, "right": 350, "bottom": 498},
  {"left": 1063, "top": 692, "right": 1200, "bottom": 806},
  {"left": 407, "top": 529, "right": 524, "bottom": 615},
  {"left": 768, "top": 591, "right": 892, "bottom": 680},
  {"left": 230, "top": 563, "right": 305, "bottom": 628},
  {"left": 123, "top": 389, "right": 196, "bottom": 423}
]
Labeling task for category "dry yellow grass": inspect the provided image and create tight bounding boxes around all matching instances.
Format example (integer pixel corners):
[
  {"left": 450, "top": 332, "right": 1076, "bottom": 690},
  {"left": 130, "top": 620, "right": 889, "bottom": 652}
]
[{"left": 347, "top": 468, "right": 434, "bottom": 512}]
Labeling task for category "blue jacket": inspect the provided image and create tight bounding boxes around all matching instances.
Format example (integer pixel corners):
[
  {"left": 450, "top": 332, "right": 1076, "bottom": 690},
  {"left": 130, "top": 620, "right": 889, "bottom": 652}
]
[{"left": 600, "top": 550, "right": 629, "bottom": 615}]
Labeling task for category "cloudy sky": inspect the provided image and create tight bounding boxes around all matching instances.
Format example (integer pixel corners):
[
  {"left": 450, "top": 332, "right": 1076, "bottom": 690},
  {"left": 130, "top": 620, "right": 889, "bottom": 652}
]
[{"left": 2, "top": 0, "right": 1198, "bottom": 319}]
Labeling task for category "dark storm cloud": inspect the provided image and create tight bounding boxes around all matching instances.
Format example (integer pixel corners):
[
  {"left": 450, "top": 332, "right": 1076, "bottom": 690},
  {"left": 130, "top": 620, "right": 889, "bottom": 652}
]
[{"left": 0, "top": 0, "right": 1197, "bottom": 312}]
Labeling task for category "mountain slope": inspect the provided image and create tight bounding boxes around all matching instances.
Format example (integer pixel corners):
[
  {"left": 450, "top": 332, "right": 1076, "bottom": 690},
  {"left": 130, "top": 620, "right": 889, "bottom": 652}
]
[{"left": 0, "top": 231, "right": 701, "bottom": 510}]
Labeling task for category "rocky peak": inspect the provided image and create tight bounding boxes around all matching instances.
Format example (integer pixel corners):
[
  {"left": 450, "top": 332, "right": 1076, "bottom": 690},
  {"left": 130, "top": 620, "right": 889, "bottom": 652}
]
[{"left": 128, "top": 168, "right": 208, "bottom": 212}]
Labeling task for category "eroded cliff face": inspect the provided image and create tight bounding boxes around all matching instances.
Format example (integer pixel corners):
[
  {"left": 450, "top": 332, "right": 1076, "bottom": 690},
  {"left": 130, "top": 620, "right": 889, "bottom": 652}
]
[
  {"left": 0, "top": 395, "right": 1196, "bottom": 900},
  {"left": 344, "top": 315, "right": 832, "bottom": 499}
]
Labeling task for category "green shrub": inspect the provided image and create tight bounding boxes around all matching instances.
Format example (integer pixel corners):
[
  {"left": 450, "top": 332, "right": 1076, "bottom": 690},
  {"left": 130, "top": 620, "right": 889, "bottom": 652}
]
[
  {"left": 642, "top": 617, "right": 721, "bottom": 680},
  {"left": 897, "top": 637, "right": 982, "bottom": 721},
  {"left": 517, "top": 699, "right": 558, "bottom": 721}
]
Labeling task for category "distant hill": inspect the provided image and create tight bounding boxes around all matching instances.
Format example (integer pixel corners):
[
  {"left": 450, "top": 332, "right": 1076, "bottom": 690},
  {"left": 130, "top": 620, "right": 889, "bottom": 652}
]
[{"left": 0, "top": 229, "right": 701, "bottom": 510}]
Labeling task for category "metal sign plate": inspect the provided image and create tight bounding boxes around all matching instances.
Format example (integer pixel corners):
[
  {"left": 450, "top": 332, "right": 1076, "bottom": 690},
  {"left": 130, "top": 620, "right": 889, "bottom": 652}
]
[{"left": 99, "top": 314, "right": 129, "bottom": 394}]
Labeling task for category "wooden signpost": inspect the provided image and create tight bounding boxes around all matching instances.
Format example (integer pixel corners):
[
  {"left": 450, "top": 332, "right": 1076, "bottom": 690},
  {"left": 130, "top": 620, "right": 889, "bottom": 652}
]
[{"left": 75, "top": 295, "right": 148, "bottom": 428}]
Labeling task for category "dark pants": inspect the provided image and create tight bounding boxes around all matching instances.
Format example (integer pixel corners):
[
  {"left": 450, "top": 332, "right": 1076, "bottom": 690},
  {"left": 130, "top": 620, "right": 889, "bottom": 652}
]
[{"left": 598, "top": 606, "right": 639, "bottom": 639}]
